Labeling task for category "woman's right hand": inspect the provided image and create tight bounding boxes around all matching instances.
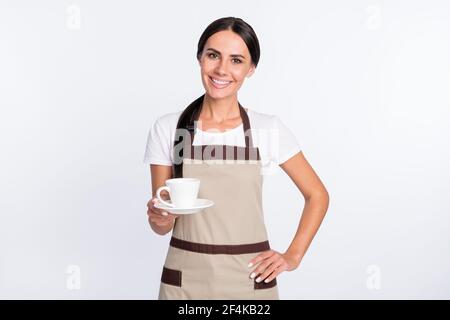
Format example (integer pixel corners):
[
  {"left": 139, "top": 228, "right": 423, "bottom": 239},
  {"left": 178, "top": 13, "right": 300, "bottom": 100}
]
[{"left": 147, "top": 197, "right": 180, "bottom": 228}]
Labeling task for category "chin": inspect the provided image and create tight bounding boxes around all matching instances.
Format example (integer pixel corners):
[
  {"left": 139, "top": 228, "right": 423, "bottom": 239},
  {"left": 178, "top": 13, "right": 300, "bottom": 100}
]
[{"left": 206, "top": 89, "right": 233, "bottom": 100}]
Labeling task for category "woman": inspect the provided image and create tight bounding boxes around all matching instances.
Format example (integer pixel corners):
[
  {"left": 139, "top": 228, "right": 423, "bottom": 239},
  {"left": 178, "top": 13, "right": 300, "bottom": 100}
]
[{"left": 144, "top": 17, "right": 329, "bottom": 299}]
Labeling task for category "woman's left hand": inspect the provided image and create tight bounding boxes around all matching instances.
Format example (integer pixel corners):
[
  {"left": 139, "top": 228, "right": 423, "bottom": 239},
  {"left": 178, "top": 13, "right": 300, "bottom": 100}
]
[{"left": 247, "top": 250, "right": 301, "bottom": 283}]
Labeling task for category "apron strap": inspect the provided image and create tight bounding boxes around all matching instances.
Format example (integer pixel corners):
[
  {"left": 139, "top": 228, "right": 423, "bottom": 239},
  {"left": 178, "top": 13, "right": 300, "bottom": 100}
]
[
  {"left": 238, "top": 102, "right": 254, "bottom": 149},
  {"left": 187, "top": 101, "right": 254, "bottom": 149}
]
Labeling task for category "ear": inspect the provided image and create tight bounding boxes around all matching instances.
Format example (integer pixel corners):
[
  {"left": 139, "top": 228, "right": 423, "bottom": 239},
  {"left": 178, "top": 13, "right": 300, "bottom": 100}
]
[{"left": 246, "top": 65, "right": 256, "bottom": 78}]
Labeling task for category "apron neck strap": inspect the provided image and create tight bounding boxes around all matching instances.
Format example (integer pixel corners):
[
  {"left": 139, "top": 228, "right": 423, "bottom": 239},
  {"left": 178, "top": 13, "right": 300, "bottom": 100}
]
[
  {"left": 188, "top": 102, "right": 254, "bottom": 148},
  {"left": 239, "top": 103, "right": 253, "bottom": 148}
]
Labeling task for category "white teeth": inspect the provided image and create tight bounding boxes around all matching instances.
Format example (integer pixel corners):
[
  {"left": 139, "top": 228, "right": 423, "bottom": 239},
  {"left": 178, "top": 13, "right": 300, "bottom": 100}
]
[{"left": 211, "top": 77, "right": 230, "bottom": 85}]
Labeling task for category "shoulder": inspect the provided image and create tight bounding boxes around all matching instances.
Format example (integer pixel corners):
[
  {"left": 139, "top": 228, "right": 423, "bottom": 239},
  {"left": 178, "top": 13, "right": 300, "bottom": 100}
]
[
  {"left": 153, "top": 110, "right": 183, "bottom": 128},
  {"left": 145, "top": 110, "right": 184, "bottom": 148},
  {"left": 246, "top": 108, "right": 299, "bottom": 150},
  {"left": 247, "top": 109, "right": 278, "bottom": 129},
  {"left": 149, "top": 110, "right": 184, "bottom": 139}
]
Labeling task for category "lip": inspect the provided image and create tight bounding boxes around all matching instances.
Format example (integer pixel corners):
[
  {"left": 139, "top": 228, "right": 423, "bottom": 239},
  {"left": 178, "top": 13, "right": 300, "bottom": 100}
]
[{"left": 209, "top": 76, "right": 232, "bottom": 89}]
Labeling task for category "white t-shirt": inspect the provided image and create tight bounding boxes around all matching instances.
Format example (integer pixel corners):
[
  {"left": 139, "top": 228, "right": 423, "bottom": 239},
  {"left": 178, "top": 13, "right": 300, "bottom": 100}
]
[{"left": 143, "top": 109, "right": 301, "bottom": 176}]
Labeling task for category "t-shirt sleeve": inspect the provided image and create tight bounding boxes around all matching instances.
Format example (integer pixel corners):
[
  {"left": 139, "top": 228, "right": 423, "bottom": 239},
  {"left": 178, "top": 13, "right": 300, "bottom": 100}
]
[
  {"left": 143, "top": 117, "right": 173, "bottom": 166},
  {"left": 270, "top": 115, "right": 302, "bottom": 165}
]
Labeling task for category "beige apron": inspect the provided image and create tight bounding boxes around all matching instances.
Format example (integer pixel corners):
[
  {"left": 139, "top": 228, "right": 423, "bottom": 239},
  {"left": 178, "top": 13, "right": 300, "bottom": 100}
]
[{"left": 158, "top": 104, "right": 279, "bottom": 300}]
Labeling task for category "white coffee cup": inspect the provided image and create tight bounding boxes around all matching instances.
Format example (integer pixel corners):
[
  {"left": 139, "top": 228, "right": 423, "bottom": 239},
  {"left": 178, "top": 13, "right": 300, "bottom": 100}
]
[{"left": 156, "top": 178, "right": 200, "bottom": 208}]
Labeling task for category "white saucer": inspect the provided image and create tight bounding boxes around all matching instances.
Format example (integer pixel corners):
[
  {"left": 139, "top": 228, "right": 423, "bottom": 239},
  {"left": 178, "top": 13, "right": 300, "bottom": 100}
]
[{"left": 154, "top": 198, "right": 214, "bottom": 215}]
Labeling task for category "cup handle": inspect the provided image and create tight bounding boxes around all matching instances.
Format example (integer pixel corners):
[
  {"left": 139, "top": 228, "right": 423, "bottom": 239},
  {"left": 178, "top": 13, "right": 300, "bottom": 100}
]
[{"left": 156, "top": 186, "right": 174, "bottom": 207}]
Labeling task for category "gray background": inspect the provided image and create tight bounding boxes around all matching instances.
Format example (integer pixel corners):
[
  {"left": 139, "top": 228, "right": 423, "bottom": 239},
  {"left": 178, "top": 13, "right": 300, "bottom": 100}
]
[{"left": 1, "top": 0, "right": 449, "bottom": 299}]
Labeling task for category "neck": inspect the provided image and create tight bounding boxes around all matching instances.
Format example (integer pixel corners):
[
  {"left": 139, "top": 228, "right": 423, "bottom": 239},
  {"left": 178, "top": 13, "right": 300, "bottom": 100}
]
[{"left": 200, "top": 94, "right": 240, "bottom": 123}]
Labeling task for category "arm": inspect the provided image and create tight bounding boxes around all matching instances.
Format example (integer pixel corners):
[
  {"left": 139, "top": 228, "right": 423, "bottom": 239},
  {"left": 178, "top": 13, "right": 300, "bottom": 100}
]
[
  {"left": 279, "top": 151, "right": 329, "bottom": 266},
  {"left": 147, "top": 164, "right": 175, "bottom": 235},
  {"left": 248, "top": 151, "right": 329, "bottom": 283}
]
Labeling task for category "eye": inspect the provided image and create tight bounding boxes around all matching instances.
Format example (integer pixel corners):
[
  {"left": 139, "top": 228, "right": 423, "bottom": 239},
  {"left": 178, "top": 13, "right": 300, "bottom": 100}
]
[
  {"left": 232, "top": 58, "right": 242, "bottom": 64},
  {"left": 208, "top": 53, "right": 218, "bottom": 59}
]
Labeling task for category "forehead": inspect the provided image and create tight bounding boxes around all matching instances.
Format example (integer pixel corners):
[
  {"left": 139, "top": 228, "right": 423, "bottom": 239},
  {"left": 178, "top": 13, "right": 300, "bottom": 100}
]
[{"left": 205, "top": 30, "right": 250, "bottom": 57}]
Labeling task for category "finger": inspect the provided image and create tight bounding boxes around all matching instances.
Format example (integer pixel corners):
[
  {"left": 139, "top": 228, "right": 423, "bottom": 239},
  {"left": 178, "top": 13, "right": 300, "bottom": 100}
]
[
  {"left": 149, "top": 211, "right": 171, "bottom": 221},
  {"left": 150, "top": 207, "right": 168, "bottom": 216},
  {"left": 147, "top": 198, "right": 158, "bottom": 208},
  {"left": 262, "top": 264, "right": 287, "bottom": 283},
  {"left": 255, "top": 260, "right": 284, "bottom": 283},
  {"left": 248, "top": 250, "right": 274, "bottom": 268},
  {"left": 149, "top": 215, "right": 174, "bottom": 226},
  {"left": 148, "top": 199, "right": 169, "bottom": 216},
  {"left": 148, "top": 211, "right": 161, "bottom": 219},
  {"left": 249, "top": 253, "right": 278, "bottom": 279},
  {"left": 154, "top": 220, "right": 173, "bottom": 227},
  {"left": 147, "top": 208, "right": 160, "bottom": 217}
]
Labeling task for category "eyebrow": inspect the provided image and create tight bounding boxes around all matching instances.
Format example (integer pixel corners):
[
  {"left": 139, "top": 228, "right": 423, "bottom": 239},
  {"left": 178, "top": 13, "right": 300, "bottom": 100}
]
[{"left": 206, "top": 48, "right": 246, "bottom": 59}]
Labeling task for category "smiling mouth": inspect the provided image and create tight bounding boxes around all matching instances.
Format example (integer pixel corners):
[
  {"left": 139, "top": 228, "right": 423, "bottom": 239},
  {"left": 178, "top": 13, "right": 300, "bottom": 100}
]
[{"left": 209, "top": 76, "right": 232, "bottom": 89}]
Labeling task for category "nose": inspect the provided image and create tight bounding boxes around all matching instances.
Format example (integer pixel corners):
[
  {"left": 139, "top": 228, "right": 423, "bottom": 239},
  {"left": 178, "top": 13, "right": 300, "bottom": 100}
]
[{"left": 214, "top": 58, "right": 228, "bottom": 76}]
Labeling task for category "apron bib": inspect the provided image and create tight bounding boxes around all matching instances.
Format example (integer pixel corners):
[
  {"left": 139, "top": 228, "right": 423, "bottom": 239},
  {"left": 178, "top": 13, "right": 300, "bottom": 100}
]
[{"left": 158, "top": 104, "right": 279, "bottom": 299}]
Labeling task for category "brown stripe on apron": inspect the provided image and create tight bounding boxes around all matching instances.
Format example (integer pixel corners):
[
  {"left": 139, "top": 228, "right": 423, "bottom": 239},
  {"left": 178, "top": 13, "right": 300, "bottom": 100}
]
[{"left": 158, "top": 103, "right": 279, "bottom": 300}]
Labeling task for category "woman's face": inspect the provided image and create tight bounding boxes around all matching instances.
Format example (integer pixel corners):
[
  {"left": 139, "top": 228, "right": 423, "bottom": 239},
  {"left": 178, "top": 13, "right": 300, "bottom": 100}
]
[{"left": 198, "top": 29, "right": 255, "bottom": 100}]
